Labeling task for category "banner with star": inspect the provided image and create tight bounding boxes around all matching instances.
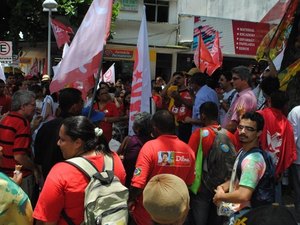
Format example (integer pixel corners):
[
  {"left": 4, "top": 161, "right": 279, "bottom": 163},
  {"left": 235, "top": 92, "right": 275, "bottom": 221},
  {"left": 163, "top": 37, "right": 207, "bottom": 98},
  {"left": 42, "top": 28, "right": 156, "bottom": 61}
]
[{"left": 128, "top": 5, "right": 152, "bottom": 135}]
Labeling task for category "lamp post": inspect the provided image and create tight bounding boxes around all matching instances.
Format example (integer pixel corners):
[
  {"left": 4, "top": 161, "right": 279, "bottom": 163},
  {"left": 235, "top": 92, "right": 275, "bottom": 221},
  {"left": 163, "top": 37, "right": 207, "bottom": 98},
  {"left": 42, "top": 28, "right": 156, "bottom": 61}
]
[{"left": 43, "top": 0, "right": 58, "bottom": 77}]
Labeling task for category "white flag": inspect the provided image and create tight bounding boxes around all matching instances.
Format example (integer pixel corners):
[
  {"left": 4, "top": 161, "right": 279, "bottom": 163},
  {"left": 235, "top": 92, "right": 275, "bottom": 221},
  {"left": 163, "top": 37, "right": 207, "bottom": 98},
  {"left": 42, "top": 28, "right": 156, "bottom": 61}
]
[
  {"left": 50, "top": 0, "right": 113, "bottom": 98},
  {"left": 52, "top": 43, "right": 70, "bottom": 79},
  {"left": 102, "top": 63, "right": 115, "bottom": 83},
  {"left": 128, "top": 6, "right": 152, "bottom": 136},
  {"left": 0, "top": 63, "right": 5, "bottom": 83}
]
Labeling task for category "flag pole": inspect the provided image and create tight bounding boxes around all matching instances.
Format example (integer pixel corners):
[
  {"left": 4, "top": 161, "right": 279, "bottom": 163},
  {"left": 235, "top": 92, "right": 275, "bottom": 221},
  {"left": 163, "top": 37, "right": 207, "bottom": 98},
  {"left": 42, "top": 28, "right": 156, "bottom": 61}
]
[
  {"left": 198, "top": 33, "right": 201, "bottom": 68},
  {"left": 88, "top": 45, "right": 106, "bottom": 119},
  {"left": 149, "top": 97, "right": 152, "bottom": 114}
]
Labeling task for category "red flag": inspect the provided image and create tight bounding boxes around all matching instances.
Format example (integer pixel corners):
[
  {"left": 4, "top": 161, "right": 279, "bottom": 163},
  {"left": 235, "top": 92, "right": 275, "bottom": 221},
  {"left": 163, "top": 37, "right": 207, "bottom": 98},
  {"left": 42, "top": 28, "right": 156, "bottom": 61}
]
[
  {"left": 260, "top": 0, "right": 290, "bottom": 24},
  {"left": 210, "top": 31, "right": 223, "bottom": 73},
  {"left": 51, "top": 18, "right": 74, "bottom": 49},
  {"left": 28, "top": 58, "right": 39, "bottom": 77},
  {"left": 258, "top": 108, "right": 297, "bottom": 178},
  {"left": 50, "top": 0, "right": 113, "bottom": 98},
  {"left": 128, "top": 6, "right": 152, "bottom": 136},
  {"left": 194, "top": 31, "right": 223, "bottom": 75}
]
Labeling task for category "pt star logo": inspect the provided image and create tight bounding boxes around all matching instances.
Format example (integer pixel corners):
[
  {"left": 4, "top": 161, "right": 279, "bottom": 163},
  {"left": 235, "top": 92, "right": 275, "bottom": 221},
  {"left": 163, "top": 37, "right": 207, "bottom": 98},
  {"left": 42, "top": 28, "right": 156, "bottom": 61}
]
[{"left": 133, "top": 70, "right": 142, "bottom": 82}]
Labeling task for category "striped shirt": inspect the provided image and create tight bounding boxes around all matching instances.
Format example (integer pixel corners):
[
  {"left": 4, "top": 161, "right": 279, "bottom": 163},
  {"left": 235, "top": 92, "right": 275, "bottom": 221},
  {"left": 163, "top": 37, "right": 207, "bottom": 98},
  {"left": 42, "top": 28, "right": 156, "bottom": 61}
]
[{"left": 0, "top": 112, "right": 32, "bottom": 177}]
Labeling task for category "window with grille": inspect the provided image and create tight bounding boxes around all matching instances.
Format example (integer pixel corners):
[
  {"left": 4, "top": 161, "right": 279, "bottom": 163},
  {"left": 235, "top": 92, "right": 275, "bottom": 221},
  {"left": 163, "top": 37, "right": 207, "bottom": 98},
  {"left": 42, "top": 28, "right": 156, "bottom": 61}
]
[{"left": 144, "top": 0, "right": 169, "bottom": 22}]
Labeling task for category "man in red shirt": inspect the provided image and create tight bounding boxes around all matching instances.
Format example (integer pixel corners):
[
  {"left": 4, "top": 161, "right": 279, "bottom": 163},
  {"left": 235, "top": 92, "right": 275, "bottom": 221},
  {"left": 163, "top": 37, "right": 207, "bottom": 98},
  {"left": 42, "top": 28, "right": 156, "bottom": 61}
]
[
  {"left": 0, "top": 90, "right": 42, "bottom": 200},
  {"left": 161, "top": 71, "right": 193, "bottom": 143},
  {"left": 188, "top": 102, "right": 237, "bottom": 225},
  {"left": 129, "top": 110, "right": 195, "bottom": 225}
]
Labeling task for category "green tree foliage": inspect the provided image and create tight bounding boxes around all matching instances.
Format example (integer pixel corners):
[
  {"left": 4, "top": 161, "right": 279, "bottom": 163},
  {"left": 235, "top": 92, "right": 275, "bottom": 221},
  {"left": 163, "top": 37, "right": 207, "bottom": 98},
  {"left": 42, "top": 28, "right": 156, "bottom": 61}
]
[{"left": 0, "top": 0, "right": 120, "bottom": 53}]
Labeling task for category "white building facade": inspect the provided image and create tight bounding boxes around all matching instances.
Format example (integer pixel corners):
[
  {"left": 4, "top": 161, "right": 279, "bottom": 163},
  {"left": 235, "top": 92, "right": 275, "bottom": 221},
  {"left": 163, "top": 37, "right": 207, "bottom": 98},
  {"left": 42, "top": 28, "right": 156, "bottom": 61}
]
[{"left": 105, "top": 0, "right": 279, "bottom": 81}]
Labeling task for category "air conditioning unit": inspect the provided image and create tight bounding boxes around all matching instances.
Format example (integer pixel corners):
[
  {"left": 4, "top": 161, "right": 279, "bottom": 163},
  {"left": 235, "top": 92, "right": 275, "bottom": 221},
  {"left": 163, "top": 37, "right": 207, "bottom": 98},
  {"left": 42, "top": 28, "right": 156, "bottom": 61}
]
[{"left": 178, "top": 15, "right": 194, "bottom": 47}]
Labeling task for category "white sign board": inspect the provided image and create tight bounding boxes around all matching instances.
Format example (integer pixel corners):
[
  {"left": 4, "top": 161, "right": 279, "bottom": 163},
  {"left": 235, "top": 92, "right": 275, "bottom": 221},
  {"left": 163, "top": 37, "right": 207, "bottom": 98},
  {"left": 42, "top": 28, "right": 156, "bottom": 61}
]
[{"left": 0, "top": 41, "right": 13, "bottom": 63}]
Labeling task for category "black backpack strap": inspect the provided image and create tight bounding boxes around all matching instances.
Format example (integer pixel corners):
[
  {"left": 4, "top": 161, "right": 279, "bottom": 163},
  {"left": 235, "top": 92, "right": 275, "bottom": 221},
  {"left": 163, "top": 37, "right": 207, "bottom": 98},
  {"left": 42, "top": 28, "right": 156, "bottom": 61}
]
[{"left": 94, "top": 155, "right": 114, "bottom": 185}]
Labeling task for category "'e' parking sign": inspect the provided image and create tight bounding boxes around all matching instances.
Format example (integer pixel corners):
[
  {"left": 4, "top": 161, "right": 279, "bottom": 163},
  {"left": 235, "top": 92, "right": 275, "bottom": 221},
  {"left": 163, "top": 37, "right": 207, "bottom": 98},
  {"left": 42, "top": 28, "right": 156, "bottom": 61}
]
[{"left": 0, "top": 41, "right": 13, "bottom": 63}]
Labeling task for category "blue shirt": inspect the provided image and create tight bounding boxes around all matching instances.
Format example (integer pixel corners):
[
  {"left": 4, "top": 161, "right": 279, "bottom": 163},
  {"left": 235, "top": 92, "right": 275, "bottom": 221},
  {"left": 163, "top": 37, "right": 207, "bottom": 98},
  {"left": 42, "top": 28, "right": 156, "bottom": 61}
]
[{"left": 192, "top": 85, "right": 219, "bottom": 131}]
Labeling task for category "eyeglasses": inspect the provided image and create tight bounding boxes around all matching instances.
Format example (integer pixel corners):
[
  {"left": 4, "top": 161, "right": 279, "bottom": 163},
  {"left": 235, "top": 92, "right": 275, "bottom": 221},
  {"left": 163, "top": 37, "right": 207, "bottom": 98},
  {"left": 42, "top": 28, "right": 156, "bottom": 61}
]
[
  {"left": 25, "top": 103, "right": 36, "bottom": 107},
  {"left": 232, "top": 77, "right": 240, "bottom": 81},
  {"left": 237, "top": 125, "right": 257, "bottom": 132}
]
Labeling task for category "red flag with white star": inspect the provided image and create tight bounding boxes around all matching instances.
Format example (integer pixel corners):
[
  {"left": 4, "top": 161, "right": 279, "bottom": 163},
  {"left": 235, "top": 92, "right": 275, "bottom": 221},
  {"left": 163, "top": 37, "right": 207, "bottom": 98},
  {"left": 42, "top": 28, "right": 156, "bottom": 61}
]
[{"left": 128, "top": 6, "right": 152, "bottom": 135}]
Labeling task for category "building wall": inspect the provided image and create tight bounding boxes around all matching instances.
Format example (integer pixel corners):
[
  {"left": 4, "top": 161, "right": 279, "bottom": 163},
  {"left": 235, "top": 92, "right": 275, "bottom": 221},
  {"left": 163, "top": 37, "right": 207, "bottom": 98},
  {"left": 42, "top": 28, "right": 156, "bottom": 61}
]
[
  {"left": 16, "top": 0, "right": 281, "bottom": 78},
  {"left": 178, "top": 0, "right": 280, "bottom": 22}
]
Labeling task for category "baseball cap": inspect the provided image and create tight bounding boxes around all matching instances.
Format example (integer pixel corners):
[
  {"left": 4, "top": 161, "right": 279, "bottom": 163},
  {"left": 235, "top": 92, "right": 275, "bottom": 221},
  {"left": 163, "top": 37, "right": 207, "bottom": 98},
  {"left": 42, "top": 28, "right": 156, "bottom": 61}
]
[
  {"left": 237, "top": 205, "right": 297, "bottom": 225},
  {"left": 82, "top": 106, "right": 105, "bottom": 123},
  {"left": 186, "top": 67, "right": 200, "bottom": 76},
  {"left": 41, "top": 74, "right": 51, "bottom": 82},
  {"left": 143, "top": 174, "right": 190, "bottom": 225}
]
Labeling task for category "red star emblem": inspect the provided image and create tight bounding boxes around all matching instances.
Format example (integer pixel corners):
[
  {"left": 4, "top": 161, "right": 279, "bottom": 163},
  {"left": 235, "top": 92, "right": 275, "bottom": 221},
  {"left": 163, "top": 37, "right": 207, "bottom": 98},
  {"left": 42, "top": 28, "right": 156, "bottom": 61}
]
[{"left": 133, "top": 70, "right": 142, "bottom": 82}]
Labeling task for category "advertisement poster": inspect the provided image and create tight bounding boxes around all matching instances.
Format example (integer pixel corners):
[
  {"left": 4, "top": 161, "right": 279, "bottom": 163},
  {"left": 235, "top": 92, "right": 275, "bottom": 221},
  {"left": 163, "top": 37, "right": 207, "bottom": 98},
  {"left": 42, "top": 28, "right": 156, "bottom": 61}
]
[{"left": 193, "top": 16, "right": 271, "bottom": 56}]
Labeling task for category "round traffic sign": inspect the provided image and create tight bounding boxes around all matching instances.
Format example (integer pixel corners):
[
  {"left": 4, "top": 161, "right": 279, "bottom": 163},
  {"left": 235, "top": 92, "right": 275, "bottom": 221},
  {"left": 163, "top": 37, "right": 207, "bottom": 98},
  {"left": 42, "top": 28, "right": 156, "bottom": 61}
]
[{"left": 0, "top": 41, "right": 11, "bottom": 56}]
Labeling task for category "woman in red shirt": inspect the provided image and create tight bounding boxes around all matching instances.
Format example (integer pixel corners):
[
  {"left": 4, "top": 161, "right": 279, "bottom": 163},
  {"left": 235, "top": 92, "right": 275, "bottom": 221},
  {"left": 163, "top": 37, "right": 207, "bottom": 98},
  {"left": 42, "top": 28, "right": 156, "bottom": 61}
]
[
  {"left": 93, "top": 88, "right": 128, "bottom": 143},
  {"left": 33, "top": 116, "right": 126, "bottom": 225}
]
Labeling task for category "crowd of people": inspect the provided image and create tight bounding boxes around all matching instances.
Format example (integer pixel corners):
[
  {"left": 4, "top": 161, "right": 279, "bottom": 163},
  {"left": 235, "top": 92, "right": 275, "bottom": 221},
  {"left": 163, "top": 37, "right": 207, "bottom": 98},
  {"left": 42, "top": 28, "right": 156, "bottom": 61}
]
[{"left": 0, "top": 55, "right": 300, "bottom": 225}]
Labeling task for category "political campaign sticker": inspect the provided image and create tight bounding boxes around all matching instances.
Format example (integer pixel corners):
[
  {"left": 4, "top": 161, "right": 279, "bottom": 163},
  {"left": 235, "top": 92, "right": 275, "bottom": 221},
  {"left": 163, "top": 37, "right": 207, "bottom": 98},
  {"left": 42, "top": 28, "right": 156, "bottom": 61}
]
[
  {"left": 174, "top": 152, "right": 192, "bottom": 167},
  {"left": 134, "top": 168, "right": 141, "bottom": 176},
  {"left": 158, "top": 151, "right": 174, "bottom": 166},
  {"left": 202, "top": 129, "right": 209, "bottom": 137},
  {"left": 221, "top": 144, "right": 230, "bottom": 153}
]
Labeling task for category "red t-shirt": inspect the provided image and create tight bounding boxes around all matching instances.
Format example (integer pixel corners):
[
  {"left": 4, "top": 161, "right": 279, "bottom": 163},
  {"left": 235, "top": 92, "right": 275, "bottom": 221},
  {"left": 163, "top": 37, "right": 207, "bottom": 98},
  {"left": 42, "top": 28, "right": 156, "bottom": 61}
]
[
  {"left": 131, "top": 135, "right": 195, "bottom": 225},
  {"left": 93, "top": 102, "right": 119, "bottom": 142},
  {"left": 188, "top": 125, "right": 238, "bottom": 157},
  {"left": 0, "top": 94, "right": 11, "bottom": 114},
  {"left": 169, "top": 89, "right": 192, "bottom": 122},
  {"left": 33, "top": 153, "right": 126, "bottom": 225},
  {"left": 152, "top": 94, "right": 162, "bottom": 109},
  {"left": 0, "top": 112, "right": 32, "bottom": 177}
]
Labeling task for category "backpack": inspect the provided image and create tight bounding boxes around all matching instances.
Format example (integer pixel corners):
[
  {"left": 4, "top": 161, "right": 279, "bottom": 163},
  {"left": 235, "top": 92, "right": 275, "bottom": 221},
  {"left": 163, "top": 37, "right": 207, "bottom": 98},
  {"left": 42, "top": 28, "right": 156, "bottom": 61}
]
[
  {"left": 202, "top": 127, "right": 236, "bottom": 193},
  {"left": 64, "top": 155, "right": 129, "bottom": 225},
  {"left": 237, "top": 148, "right": 275, "bottom": 208}
]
